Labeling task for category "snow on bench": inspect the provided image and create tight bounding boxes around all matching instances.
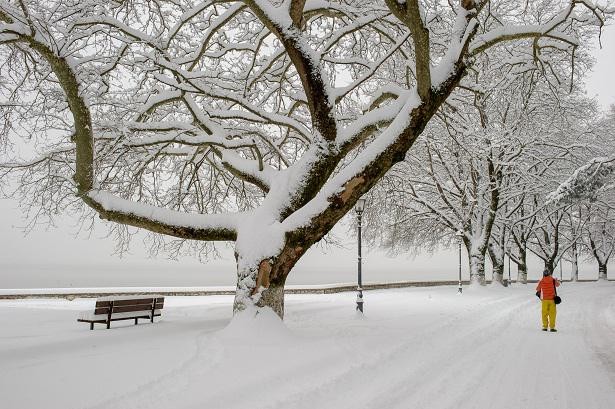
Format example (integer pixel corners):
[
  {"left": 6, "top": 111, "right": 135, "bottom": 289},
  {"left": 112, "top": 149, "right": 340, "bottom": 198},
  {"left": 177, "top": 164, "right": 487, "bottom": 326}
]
[{"left": 77, "top": 295, "right": 164, "bottom": 330}]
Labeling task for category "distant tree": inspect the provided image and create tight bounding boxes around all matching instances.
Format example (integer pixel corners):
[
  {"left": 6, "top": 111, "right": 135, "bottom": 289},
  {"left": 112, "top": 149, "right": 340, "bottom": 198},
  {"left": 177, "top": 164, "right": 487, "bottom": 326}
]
[{"left": 0, "top": 1, "right": 610, "bottom": 316}]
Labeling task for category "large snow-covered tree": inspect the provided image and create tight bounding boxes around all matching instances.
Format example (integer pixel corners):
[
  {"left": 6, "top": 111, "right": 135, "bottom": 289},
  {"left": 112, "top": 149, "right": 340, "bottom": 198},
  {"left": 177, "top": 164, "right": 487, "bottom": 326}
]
[{"left": 0, "top": 0, "right": 610, "bottom": 317}]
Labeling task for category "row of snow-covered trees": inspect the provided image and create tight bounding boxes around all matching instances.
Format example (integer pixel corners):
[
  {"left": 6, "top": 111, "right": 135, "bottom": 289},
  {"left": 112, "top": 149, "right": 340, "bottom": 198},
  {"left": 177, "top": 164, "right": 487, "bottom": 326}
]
[
  {"left": 0, "top": 1, "right": 612, "bottom": 318},
  {"left": 364, "top": 76, "right": 615, "bottom": 285}
]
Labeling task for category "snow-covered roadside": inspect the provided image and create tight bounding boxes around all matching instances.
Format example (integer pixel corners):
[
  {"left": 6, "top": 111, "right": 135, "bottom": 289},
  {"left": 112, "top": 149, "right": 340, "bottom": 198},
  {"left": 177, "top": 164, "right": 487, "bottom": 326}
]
[{"left": 1, "top": 283, "right": 614, "bottom": 409}]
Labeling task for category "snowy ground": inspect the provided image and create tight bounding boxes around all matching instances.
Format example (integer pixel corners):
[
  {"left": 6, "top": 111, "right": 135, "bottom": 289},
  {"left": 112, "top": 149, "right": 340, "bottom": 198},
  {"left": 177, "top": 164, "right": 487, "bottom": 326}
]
[{"left": 1, "top": 282, "right": 614, "bottom": 409}]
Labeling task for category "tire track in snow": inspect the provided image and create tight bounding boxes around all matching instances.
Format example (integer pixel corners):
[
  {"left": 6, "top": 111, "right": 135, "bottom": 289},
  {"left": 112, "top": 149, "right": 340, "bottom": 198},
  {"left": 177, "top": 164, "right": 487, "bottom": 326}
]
[
  {"left": 347, "top": 293, "right": 532, "bottom": 409},
  {"left": 376, "top": 296, "right": 534, "bottom": 409},
  {"left": 260, "top": 290, "right": 530, "bottom": 409}
]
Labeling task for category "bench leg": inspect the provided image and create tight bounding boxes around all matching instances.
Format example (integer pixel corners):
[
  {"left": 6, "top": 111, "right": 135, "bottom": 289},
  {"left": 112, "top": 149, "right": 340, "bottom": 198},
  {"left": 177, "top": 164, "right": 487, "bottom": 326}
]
[
  {"left": 135, "top": 318, "right": 138, "bottom": 325},
  {"left": 90, "top": 322, "right": 94, "bottom": 331},
  {"left": 107, "top": 301, "right": 113, "bottom": 329}
]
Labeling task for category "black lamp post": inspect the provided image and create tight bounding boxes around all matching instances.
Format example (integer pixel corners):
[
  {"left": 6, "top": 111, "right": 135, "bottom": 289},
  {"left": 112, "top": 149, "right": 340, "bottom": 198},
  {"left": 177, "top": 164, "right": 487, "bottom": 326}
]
[
  {"left": 355, "top": 198, "right": 366, "bottom": 313},
  {"left": 507, "top": 245, "right": 512, "bottom": 287},
  {"left": 455, "top": 230, "right": 464, "bottom": 294}
]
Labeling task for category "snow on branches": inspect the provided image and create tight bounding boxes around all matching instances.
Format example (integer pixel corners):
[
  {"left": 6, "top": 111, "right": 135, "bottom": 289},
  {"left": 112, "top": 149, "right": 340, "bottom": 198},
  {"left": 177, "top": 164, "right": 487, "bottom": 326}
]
[
  {"left": 548, "top": 157, "right": 615, "bottom": 203},
  {"left": 0, "top": 0, "right": 611, "bottom": 316}
]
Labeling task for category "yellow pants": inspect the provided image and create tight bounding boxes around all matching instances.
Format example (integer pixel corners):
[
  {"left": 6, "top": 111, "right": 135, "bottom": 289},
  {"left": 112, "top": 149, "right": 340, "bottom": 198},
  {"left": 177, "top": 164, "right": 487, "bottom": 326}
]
[{"left": 541, "top": 300, "right": 557, "bottom": 329}]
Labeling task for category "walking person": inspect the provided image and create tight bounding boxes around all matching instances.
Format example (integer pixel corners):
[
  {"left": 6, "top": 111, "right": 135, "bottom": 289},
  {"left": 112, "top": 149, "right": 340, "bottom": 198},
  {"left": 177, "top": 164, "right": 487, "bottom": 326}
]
[{"left": 535, "top": 269, "right": 560, "bottom": 332}]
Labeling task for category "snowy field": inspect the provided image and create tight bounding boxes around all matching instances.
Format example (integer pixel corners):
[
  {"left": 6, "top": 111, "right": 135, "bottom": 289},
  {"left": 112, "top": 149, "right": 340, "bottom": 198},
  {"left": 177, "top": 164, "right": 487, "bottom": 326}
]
[{"left": 1, "top": 282, "right": 614, "bottom": 409}]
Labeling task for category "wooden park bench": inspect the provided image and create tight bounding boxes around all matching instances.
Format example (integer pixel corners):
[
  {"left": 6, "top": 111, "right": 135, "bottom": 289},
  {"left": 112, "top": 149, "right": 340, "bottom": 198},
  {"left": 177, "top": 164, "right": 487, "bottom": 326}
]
[{"left": 78, "top": 296, "right": 164, "bottom": 330}]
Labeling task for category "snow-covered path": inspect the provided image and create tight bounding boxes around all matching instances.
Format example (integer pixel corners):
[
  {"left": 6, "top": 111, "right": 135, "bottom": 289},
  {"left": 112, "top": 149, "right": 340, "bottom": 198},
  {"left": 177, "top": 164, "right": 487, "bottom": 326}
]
[{"left": 1, "top": 283, "right": 614, "bottom": 409}]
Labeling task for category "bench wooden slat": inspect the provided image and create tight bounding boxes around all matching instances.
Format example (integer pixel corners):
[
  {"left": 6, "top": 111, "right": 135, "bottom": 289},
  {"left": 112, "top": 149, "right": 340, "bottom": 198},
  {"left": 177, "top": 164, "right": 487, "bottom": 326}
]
[
  {"left": 96, "top": 303, "right": 163, "bottom": 315},
  {"left": 111, "top": 298, "right": 155, "bottom": 307},
  {"left": 95, "top": 297, "right": 164, "bottom": 308},
  {"left": 112, "top": 304, "right": 156, "bottom": 314}
]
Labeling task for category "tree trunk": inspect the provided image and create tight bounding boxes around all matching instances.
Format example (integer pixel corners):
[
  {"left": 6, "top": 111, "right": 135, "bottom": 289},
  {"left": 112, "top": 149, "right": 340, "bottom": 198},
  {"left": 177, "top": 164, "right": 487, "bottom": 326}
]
[
  {"left": 233, "top": 243, "right": 307, "bottom": 319},
  {"left": 488, "top": 245, "right": 505, "bottom": 286},
  {"left": 516, "top": 246, "right": 528, "bottom": 284},
  {"left": 598, "top": 263, "right": 608, "bottom": 281},
  {"left": 543, "top": 261, "right": 554, "bottom": 276},
  {"left": 492, "top": 263, "right": 505, "bottom": 286},
  {"left": 233, "top": 263, "right": 286, "bottom": 319},
  {"left": 571, "top": 242, "right": 579, "bottom": 282},
  {"left": 469, "top": 252, "right": 486, "bottom": 286}
]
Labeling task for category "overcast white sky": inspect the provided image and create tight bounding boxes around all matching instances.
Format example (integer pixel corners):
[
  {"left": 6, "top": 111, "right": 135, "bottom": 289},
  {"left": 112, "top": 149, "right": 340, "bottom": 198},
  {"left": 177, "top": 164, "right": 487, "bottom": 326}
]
[
  {"left": 585, "top": 23, "right": 615, "bottom": 108},
  {"left": 0, "top": 24, "right": 613, "bottom": 289}
]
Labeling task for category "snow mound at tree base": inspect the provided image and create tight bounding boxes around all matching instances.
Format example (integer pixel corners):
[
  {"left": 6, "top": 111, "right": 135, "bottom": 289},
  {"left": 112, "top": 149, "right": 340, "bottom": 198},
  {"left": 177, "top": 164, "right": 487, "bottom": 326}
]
[{"left": 216, "top": 306, "right": 295, "bottom": 345}]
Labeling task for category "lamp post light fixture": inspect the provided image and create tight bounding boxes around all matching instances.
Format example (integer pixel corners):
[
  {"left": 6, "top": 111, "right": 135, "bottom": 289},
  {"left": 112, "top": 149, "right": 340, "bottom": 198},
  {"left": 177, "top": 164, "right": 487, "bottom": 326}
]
[
  {"left": 355, "top": 198, "right": 366, "bottom": 313},
  {"left": 455, "top": 230, "right": 464, "bottom": 294}
]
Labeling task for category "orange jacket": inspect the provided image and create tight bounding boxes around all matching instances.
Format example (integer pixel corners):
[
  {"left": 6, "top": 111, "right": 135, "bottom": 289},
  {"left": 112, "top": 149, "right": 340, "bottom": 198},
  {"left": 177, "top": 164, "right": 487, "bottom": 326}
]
[{"left": 536, "top": 276, "right": 560, "bottom": 300}]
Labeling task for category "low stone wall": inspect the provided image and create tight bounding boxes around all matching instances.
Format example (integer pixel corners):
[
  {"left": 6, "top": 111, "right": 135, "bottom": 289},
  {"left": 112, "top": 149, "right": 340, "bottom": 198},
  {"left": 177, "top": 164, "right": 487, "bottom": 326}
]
[{"left": 0, "top": 278, "right": 606, "bottom": 300}]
